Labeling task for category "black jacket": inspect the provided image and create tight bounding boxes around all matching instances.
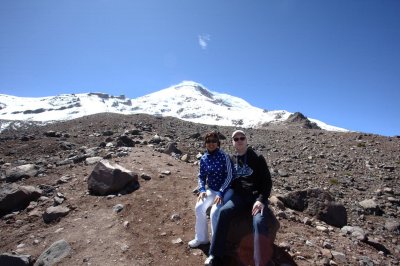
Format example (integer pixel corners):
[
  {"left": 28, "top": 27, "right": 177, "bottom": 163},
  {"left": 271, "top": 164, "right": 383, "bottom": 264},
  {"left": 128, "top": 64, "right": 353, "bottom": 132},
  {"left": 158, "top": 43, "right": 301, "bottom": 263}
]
[{"left": 231, "top": 147, "right": 272, "bottom": 204}]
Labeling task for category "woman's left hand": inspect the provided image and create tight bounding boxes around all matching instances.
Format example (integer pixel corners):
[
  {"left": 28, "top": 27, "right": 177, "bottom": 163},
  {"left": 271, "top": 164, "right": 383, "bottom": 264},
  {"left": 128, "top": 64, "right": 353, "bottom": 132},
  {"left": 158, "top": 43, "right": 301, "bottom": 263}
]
[
  {"left": 252, "top": 200, "right": 264, "bottom": 216},
  {"left": 213, "top": 195, "right": 223, "bottom": 205}
]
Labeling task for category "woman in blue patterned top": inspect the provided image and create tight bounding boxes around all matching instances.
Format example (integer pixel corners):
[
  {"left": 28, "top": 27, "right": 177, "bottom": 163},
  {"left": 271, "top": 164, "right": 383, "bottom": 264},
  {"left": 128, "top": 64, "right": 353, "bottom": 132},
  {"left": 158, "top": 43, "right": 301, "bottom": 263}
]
[{"left": 188, "top": 131, "right": 234, "bottom": 248}]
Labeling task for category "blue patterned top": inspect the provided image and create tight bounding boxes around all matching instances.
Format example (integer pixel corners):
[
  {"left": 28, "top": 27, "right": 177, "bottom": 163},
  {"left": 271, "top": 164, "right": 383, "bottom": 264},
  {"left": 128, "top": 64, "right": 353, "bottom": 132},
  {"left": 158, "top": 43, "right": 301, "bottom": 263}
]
[{"left": 198, "top": 148, "right": 234, "bottom": 197}]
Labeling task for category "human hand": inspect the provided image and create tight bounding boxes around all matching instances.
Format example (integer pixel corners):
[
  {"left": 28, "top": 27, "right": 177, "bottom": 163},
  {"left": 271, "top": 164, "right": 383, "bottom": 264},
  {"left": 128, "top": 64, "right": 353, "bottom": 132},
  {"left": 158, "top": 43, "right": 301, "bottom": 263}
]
[
  {"left": 252, "top": 200, "right": 264, "bottom": 216},
  {"left": 213, "top": 195, "right": 223, "bottom": 205},
  {"left": 197, "top": 192, "right": 207, "bottom": 202}
]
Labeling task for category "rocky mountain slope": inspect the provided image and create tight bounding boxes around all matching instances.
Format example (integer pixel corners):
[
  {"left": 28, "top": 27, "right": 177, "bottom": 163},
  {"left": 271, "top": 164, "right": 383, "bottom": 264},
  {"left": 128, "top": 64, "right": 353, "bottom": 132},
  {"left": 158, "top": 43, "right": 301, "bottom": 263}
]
[{"left": 0, "top": 113, "right": 399, "bottom": 265}]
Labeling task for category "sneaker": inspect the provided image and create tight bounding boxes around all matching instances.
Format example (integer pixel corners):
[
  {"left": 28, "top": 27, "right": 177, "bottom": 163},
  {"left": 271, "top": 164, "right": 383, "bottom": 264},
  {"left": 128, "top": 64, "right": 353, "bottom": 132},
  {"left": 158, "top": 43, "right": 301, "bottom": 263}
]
[
  {"left": 204, "top": 255, "right": 214, "bottom": 265},
  {"left": 188, "top": 238, "right": 209, "bottom": 248}
]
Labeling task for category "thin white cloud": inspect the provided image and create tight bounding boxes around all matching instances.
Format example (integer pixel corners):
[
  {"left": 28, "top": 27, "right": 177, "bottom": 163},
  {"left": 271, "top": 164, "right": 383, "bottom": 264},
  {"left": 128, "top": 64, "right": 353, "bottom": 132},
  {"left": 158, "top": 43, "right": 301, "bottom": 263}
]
[{"left": 198, "top": 34, "right": 211, "bottom": 50}]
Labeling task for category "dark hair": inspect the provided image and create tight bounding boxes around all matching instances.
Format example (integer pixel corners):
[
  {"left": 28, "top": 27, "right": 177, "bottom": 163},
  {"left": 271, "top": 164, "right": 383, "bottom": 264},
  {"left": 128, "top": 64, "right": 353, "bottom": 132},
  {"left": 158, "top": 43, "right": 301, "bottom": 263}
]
[{"left": 204, "top": 131, "right": 221, "bottom": 147}]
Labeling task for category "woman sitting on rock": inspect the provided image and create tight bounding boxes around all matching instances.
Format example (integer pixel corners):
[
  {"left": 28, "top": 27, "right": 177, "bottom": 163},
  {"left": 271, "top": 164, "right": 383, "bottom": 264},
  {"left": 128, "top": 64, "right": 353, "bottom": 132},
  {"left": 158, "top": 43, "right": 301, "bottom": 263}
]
[{"left": 188, "top": 131, "right": 234, "bottom": 248}]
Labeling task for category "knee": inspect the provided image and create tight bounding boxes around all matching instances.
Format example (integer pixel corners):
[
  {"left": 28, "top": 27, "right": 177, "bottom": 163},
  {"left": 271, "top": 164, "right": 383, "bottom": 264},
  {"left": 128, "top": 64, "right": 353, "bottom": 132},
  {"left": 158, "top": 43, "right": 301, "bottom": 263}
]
[
  {"left": 253, "top": 213, "right": 265, "bottom": 227},
  {"left": 195, "top": 203, "right": 206, "bottom": 214},
  {"left": 218, "top": 205, "right": 234, "bottom": 219}
]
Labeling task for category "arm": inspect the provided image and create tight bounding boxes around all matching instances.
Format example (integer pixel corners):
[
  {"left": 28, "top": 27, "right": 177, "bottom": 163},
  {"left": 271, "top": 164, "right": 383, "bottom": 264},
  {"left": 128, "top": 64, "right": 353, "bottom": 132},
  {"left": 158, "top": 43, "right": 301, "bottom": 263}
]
[
  {"left": 217, "top": 153, "right": 234, "bottom": 198},
  {"left": 197, "top": 158, "right": 207, "bottom": 193},
  {"left": 256, "top": 154, "right": 272, "bottom": 204}
]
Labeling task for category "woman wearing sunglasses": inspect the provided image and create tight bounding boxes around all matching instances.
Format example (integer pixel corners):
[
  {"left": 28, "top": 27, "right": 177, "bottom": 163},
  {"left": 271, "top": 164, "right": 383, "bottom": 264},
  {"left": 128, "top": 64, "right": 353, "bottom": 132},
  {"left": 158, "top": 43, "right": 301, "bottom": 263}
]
[
  {"left": 206, "top": 130, "right": 275, "bottom": 266},
  {"left": 188, "top": 131, "right": 234, "bottom": 249}
]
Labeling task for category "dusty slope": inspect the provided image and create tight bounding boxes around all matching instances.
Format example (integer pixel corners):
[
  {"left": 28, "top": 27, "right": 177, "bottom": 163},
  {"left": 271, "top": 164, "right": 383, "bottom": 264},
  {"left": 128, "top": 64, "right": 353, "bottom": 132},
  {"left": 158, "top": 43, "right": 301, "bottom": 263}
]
[{"left": 0, "top": 113, "right": 399, "bottom": 265}]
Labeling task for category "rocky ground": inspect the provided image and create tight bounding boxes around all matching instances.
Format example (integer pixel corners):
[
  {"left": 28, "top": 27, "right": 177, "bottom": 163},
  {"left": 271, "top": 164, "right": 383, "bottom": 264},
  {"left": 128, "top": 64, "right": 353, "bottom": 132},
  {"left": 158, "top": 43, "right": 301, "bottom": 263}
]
[{"left": 0, "top": 113, "right": 399, "bottom": 266}]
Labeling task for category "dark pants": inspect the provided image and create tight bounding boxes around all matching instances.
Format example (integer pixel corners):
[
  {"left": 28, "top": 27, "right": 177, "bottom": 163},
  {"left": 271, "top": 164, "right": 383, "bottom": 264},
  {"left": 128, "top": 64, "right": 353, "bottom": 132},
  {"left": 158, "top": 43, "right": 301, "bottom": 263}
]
[{"left": 209, "top": 192, "right": 274, "bottom": 266}]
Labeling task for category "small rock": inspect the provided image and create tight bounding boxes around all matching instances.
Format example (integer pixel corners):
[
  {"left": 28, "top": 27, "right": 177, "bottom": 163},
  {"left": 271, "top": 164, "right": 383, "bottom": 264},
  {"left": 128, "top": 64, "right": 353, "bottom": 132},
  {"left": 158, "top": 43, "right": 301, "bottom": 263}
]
[
  {"left": 171, "top": 238, "right": 183, "bottom": 244},
  {"left": 113, "top": 204, "right": 124, "bottom": 213},
  {"left": 171, "top": 213, "right": 181, "bottom": 221}
]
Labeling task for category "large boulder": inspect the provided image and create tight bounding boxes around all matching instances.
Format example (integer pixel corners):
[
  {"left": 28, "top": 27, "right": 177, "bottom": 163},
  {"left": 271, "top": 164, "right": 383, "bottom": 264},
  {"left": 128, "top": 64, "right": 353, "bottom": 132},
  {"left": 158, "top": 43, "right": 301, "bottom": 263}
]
[
  {"left": 5, "top": 164, "right": 39, "bottom": 182},
  {"left": 0, "top": 183, "right": 42, "bottom": 216},
  {"left": 0, "top": 253, "right": 31, "bottom": 266},
  {"left": 87, "top": 160, "right": 139, "bottom": 195},
  {"left": 278, "top": 188, "right": 347, "bottom": 227}
]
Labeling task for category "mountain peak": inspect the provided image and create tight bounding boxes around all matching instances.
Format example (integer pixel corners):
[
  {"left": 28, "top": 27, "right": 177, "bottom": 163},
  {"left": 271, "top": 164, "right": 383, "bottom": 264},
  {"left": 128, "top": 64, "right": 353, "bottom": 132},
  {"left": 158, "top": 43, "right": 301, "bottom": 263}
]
[{"left": 173, "top": 81, "right": 213, "bottom": 99}]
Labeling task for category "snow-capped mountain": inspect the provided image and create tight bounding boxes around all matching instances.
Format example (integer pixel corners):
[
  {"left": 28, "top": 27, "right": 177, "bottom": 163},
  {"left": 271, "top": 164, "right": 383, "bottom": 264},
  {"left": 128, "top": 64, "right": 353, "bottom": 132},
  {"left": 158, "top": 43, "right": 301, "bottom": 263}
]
[{"left": 0, "top": 81, "right": 348, "bottom": 133}]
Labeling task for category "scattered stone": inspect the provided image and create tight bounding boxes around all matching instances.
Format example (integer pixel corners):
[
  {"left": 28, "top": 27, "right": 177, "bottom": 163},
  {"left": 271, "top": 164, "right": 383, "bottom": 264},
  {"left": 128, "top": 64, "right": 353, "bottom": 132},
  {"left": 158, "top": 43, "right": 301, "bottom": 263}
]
[
  {"left": 116, "top": 135, "right": 135, "bottom": 147},
  {"left": 331, "top": 251, "right": 346, "bottom": 264},
  {"left": 113, "top": 204, "right": 124, "bottom": 213},
  {"left": 42, "top": 206, "right": 70, "bottom": 223},
  {"left": 316, "top": 225, "right": 329, "bottom": 233},
  {"left": 34, "top": 239, "right": 71, "bottom": 266},
  {"left": 321, "top": 248, "right": 332, "bottom": 259},
  {"left": 385, "top": 219, "right": 400, "bottom": 233},
  {"left": 278, "top": 169, "right": 289, "bottom": 177},
  {"left": 140, "top": 173, "right": 151, "bottom": 181},
  {"left": 170, "top": 213, "right": 181, "bottom": 221},
  {"left": 180, "top": 154, "right": 189, "bottom": 162},
  {"left": 85, "top": 156, "right": 103, "bottom": 165},
  {"left": 57, "top": 175, "right": 72, "bottom": 184},
  {"left": 171, "top": 238, "right": 183, "bottom": 244},
  {"left": 161, "top": 170, "right": 171, "bottom": 175},
  {"left": 5, "top": 164, "right": 39, "bottom": 182},
  {"left": 163, "top": 142, "right": 182, "bottom": 155},
  {"left": 359, "top": 256, "right": 374, "bottom": 266},
  {"left": 359, "top": 199, "right": 383, "bottom": 215}
]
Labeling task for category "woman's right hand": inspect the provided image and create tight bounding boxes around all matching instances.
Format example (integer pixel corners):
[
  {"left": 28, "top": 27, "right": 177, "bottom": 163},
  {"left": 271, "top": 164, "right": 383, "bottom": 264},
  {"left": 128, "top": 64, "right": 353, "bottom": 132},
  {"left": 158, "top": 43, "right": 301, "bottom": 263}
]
[{"left": 197, "top": 192, "right": 207, "bottom": 202}]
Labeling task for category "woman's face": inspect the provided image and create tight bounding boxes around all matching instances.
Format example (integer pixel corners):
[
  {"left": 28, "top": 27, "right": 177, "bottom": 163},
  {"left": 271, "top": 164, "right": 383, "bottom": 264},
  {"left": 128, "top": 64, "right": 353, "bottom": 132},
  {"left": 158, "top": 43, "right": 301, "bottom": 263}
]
[
  {"left": 205, "top": 137, "right": 218, "bottom": 152},
  {"left": 232, "top": 133, "right": 247, "bottom": 151}
]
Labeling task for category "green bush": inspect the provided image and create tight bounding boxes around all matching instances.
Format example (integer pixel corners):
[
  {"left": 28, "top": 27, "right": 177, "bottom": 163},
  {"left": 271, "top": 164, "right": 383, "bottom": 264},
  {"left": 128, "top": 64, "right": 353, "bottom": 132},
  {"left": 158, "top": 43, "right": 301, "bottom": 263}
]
[
  {"left": 357, "top": 142, "right": 366, "bottom": 147},
  {"left": 329, "top": 178, "right": 339, "bottom": 185}
]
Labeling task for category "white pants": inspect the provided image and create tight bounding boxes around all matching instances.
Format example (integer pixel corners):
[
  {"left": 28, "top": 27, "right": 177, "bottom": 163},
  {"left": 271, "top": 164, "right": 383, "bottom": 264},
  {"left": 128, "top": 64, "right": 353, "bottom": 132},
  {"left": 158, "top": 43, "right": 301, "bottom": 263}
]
[{"left": 194, "top": 188, "right": 233, "bottom": 242}]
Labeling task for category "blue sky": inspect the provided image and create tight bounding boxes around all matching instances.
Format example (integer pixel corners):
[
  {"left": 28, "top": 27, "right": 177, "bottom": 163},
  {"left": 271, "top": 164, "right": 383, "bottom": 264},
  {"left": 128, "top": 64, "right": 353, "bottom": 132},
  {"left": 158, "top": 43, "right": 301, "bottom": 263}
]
[{"left": 1, "top": 0, "right": 399, "bottom": 136}]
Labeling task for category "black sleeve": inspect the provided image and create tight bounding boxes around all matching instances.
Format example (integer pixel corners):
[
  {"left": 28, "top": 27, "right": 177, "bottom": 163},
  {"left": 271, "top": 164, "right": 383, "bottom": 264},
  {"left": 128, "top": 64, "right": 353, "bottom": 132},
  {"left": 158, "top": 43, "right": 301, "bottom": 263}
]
[{"left": 256, "top": 154, "right": 272, "bottom": 204}]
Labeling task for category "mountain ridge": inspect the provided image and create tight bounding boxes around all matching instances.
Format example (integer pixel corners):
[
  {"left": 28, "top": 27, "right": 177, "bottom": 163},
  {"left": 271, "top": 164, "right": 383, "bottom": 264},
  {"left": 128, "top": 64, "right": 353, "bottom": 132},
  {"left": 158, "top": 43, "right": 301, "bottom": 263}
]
[{"left": 0, "top": 81, "right": 348, "bottom": 133}]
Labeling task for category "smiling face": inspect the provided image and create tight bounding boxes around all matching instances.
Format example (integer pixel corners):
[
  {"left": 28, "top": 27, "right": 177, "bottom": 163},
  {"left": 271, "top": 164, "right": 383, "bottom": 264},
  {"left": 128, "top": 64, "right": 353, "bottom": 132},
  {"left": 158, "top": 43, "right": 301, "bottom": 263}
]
[
  {"left": 232, "top": 132, "right": 247, "bottom": 154},
  {"left": 205, "top": 137, "right": 218, "bottom": 152},
  {"left": 204, "top": 131, "right": 220, "bottom": 153}
]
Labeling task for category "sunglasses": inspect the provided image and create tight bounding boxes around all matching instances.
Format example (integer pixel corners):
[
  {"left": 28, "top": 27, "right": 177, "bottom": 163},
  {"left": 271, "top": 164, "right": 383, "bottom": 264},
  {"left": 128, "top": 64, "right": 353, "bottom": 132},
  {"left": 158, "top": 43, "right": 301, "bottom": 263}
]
[
  {"left": 233, "top": 136, "right": 246, "bottom": 142},
  {"left": 205, "top": 139, "right": 218, "bottom": 144}
]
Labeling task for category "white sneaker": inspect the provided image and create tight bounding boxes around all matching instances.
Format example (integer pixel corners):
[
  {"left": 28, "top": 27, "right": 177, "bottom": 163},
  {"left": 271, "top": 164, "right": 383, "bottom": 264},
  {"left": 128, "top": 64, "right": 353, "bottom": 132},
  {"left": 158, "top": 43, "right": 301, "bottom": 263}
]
[
  {"left": 188, "top": 238, "right": 209, "bottom": 248},
  {"left": 204, "top": 255, "right": 214, "bottom": 265}
]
